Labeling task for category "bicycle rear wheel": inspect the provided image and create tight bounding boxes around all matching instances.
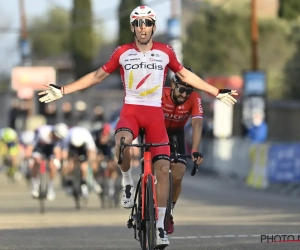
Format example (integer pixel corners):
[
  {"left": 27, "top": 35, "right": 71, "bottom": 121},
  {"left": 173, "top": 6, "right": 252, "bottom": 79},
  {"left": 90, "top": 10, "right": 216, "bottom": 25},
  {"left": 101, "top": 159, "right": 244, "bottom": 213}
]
[
  {"left": 164, "top": 170, "right": 173, "bottom": 233},
  {"left": 145, "top": 175, "right": 156, "bottom": 250}
]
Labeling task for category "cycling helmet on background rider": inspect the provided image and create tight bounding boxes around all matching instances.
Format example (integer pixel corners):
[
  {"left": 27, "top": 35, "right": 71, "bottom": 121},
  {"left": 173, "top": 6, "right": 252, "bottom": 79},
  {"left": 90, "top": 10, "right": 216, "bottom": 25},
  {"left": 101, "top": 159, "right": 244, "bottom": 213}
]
[
  {"left": 20, "top": 130, "right": 35, "bottom": 145},
  {"left": 1, "top": 127, "right": 18, "bottom": 143},
  {"left": 53, "top": 123, "right": 69, "bottom": 139},
  {"left": 173, "top": 67, "right": 195, "bottom": 87},
  {"left": 70, "top": 133, "right": 85, "bottom": 148},
  {"left": 130, "top": 6, "right": 156, "bottom": 24}
]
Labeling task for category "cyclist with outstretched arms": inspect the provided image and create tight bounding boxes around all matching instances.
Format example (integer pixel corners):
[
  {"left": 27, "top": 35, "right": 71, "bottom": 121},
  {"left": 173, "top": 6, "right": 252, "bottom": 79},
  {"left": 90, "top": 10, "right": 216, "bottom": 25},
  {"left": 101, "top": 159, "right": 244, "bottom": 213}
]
[
  {"left": 162, "top": 67, "right": 204, "bottom": 234},
  {"left": 38, "top": 5, "right": 237, "bottom": 247}
]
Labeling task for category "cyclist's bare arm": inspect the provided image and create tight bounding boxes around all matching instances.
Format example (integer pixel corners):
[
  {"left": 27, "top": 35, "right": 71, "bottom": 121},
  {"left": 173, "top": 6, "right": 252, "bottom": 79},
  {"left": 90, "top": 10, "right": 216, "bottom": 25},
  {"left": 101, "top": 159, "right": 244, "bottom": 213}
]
[
  {"left": 175, "top": 67, "right": 219, "bottom": 96},
  {"left": 63, "top": 68, "right": 110, "bottom": 95},
  {"left": 53, "top": 146, "right": 63, "bottom": 161},
  {"left": 191, "top": 118, "right": 203, "bottom": 152}
]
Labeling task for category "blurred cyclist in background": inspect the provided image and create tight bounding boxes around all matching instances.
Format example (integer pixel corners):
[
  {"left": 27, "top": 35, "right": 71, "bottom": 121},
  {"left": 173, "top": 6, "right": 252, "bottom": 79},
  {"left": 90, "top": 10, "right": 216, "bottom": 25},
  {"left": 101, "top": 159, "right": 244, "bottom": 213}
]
[
  {"left": 61, "top": 126, "right": 97, "bottom": 198},
  {"left": 0, "top": 127, "right": 21, "bottom": 181},
  {"left": 27, "top": 123, "right": 69, "bottom": 200},
  {"left": 19, "top": 130, "right": 36, "bottom": 182}
]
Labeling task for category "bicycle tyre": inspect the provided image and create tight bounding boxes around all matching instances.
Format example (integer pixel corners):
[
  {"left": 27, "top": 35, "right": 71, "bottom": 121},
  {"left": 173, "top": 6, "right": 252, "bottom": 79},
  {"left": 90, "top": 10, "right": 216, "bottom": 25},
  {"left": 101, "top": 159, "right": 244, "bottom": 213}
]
[
  {"left": 137, "top": 178, "right": 147, "bottom": 250},
  {"left": 39, "top": 164, "right": 47, "bottom": 214},
  {"left": 164, "top": 170, "right": 173, "bottom": 233},
  {"left": 73, "top": 159, "right": 82, "bottom": 210},
  {"left": 39, "top": 174, "right": 47, "bottom": 214},
  {"left": 145, "top": 175, "right": 156, "bottom": 250}
]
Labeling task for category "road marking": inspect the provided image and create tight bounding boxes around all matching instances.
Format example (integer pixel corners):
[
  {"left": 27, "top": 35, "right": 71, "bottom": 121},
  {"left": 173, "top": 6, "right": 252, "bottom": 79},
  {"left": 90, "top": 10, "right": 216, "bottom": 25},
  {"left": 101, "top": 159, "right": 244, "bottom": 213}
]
[{"left": 170, "top": 234, "right": 300, "bottom": 240}]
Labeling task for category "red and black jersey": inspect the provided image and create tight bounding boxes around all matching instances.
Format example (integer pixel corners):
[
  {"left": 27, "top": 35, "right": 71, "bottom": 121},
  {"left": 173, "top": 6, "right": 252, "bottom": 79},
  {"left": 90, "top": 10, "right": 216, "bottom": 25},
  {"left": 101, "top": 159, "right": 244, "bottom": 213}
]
[{"left": 162, "top": 87, "right": 203, "bottom": 129}]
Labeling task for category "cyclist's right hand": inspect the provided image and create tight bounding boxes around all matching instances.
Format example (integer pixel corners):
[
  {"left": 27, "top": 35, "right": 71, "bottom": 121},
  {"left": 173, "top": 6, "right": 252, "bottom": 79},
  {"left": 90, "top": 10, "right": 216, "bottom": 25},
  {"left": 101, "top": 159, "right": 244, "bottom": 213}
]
[
  {"left": 38, "top": 84, "right": 63, "bottom": 103},
  {"left": 191, "top": 151, "right": 203, "bottom": 165}
]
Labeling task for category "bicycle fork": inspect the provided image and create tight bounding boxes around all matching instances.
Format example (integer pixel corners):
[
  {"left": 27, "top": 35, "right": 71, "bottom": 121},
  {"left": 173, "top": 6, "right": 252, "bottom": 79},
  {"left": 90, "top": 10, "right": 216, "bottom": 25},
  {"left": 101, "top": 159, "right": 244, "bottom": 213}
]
[{"left": 142, "top": 151, "right": 158, "bottom": 221}]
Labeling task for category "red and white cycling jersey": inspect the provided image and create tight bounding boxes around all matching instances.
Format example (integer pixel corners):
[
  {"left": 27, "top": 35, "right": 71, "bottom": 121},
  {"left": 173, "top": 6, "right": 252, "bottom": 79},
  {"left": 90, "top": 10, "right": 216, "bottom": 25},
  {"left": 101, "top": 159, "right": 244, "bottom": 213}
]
[
  {"left": 102, "top": 42, "right": 183, "bottom": 107},
  {"left": 162, "top": 87, "right": 204, "bottom": 129}
]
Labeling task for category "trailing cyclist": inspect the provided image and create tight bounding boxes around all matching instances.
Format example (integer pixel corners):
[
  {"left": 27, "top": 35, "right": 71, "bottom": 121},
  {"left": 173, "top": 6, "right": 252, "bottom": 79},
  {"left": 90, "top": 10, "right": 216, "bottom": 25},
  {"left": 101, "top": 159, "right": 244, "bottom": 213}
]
[
  {"left": 61, "top": 126, "right": 98, "bottom": 198},
  {"left": 93, "top": 123, "right": 122, "bottom": 207},
  {"left": 0, "top": 127, "right": 21, "bottom": 181},
  {"left": 27, "top": 123, "right": 69, "bottom": 200},
  {"left": 162, "top": 67, "right": 204, "bottom": 234}
]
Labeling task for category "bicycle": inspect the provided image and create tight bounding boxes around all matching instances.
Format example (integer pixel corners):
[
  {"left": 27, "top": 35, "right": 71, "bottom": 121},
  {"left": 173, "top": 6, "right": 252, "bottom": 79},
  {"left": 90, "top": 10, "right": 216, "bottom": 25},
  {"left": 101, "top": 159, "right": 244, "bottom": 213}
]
[
  {"left": 71, "top": 154, "right": 86, "bottom": 210},
  {"left": 119, "top": 128, "right": 174, "bottom": 250},
  {"left": 37, "top": 155, "right": 48, "bottom": 214}
]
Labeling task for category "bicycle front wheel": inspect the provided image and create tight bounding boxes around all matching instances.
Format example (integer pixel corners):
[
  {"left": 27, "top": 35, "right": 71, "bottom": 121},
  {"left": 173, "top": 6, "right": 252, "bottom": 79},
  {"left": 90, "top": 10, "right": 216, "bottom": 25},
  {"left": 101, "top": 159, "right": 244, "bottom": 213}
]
[{"left": 145, "top": 175, "right": 156, "bottom": 250}]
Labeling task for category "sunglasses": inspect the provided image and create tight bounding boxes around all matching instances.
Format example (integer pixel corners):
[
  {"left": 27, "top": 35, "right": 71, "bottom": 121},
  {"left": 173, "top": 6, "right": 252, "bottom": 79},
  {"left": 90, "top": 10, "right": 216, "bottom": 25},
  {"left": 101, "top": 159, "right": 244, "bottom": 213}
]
[
  {"left": 175, "top": 84, "right": 193, "bottom": 95},
  {"left": 132, "top": 19, "right": 154, "bottom": 27}
]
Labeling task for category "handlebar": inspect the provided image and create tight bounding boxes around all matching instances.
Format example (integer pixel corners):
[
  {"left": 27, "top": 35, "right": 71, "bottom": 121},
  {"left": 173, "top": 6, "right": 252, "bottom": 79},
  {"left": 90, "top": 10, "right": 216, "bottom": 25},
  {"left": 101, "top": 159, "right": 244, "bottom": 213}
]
[
  {"left": 170, "top": 153, "right": 199, "bottom": 176},
  {"left": 118, "top": 136, "right": 202, "bottom": 176},
  {"left": 117, "top": 137, "right": 171, "bottom": 165}
]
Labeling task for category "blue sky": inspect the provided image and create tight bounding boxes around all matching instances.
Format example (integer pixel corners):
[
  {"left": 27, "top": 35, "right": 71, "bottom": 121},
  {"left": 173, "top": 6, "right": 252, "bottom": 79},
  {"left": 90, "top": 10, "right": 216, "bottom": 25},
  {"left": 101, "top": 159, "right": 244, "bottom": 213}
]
[{"left": 0, "top": 0, "right": 172, "bottom": 73}]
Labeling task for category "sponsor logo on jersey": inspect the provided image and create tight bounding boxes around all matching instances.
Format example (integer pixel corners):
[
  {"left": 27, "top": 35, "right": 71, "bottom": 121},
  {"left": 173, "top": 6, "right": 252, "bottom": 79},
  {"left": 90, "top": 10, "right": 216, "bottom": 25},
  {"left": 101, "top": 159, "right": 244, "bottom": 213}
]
[
  {"left": 124, "top": 62, "right": 163, "bottom": 70},
  {"left": 197, "top": 98, "right": 203, "bottom": 114},
  {"left": 178, "top": 110, "right": 189, "bottom": 114},
  {"left": 150, "top": 58, "right": 162, "bottom": 62},
  {"left": 151, "top": 53, "right": 160, "bottom": 57},
  {"left": 164, "top": 113, "right": 189, "bottom": 121}
]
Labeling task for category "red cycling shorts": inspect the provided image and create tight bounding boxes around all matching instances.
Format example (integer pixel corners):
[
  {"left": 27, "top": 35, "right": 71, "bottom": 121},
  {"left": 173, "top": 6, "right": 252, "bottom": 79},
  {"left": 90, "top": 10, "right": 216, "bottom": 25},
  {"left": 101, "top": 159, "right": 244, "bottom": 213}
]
[{"left": 115, "top": 104, "right": 170, "bottom": 162}]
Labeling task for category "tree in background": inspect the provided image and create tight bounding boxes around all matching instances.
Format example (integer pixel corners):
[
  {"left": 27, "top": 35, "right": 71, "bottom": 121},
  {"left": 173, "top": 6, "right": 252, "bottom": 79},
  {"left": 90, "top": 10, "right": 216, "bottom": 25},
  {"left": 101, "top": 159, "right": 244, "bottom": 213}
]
[
  {"left": 28, "top": 7, "right": 70, "bottom": 59},
  {"left": 183, "top": 5, "right": 295, "bottom": 99},
  {"left": 278, "top": 0, "right": 300, "bottom": 99},
  {"left": 71, "top": 0, "right": 95, "bottom": 79},
  {"left": 278, "top": 0, "right": 300, "bottom": 20},
  {"left": 28, "top": 5, "right": 103, "bottom": 66},
  {"left": 117, "top": 0, "right": 143, "bottom": 46}
]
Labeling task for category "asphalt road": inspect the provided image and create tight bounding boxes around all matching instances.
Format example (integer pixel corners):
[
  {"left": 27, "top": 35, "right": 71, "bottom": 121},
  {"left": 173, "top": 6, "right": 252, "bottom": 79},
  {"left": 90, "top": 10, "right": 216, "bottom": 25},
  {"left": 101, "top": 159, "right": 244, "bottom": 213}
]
[{"left": 0, "top": 168, "right": 300, "bottom": 250}]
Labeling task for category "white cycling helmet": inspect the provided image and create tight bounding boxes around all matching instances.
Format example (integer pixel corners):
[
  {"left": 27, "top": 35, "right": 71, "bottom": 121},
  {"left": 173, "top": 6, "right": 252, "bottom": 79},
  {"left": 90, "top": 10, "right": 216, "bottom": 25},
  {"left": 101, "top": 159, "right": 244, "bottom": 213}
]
[
  {"left": 53, "top": 123, "right": 69, "bottom": 139},
  {"left": 21, "top": 130, "right": 35, "bottom": 145},
  {"left": 130, "top": 6, "right": 156, "bottom": 24},
  {"left": 70, "top": 134, "right": 85, "bottom": 148}
]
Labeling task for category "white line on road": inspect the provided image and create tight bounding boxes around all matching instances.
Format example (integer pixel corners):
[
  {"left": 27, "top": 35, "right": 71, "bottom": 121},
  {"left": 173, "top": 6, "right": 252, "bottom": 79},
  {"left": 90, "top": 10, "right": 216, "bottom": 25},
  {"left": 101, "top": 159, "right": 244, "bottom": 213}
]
[{"left": 170, "top": 233, "right": 300, "bottom": 240}]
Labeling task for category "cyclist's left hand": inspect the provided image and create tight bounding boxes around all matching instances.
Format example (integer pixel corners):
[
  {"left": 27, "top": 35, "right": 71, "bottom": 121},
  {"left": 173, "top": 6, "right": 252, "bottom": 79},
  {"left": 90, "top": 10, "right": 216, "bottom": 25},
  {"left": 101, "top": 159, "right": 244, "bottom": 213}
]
[
  {"left": 216, "top": 89, "right": 238, "bottom": 106},
  {"left": 191, "top": 151, "right": 203, "bottom": 165}
]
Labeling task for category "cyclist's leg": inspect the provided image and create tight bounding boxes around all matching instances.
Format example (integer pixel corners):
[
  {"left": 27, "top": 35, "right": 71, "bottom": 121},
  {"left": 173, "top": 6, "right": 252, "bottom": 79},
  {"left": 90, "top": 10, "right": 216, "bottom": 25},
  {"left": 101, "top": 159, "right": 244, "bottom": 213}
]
[
  {"left": 46, "top": 144, "right": 60, "bottom": 200},
  {"left": 170, "top": 162, "right": 186, "bottom": 206},
  {"left": 7, "top": 145, "right": 20, "bottom": 179},
  {"left": 130, "top": 137, "right": 140, "bottom": 168},
  {"left": 115, "top": 105, "right": 139, "bottom": 208},
  {"left": 144, "top": 107, "right": 170, "bottom": 246},
  {"left": 169, "top": 131, "right": 187, "bottom": 210},
  {"left": 31, "top": 144, "right": 44, "bottom": 198}
]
